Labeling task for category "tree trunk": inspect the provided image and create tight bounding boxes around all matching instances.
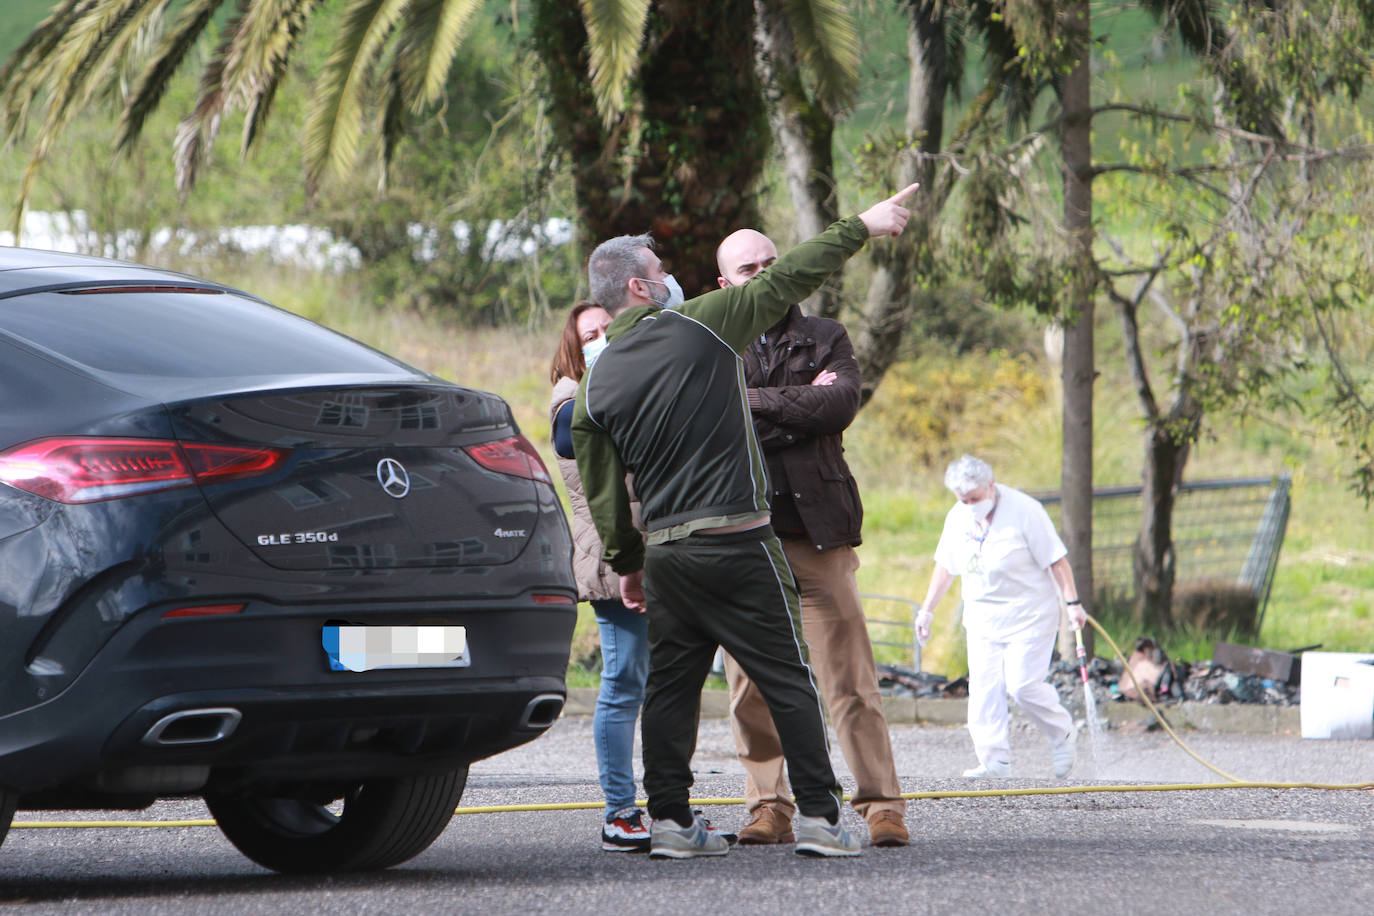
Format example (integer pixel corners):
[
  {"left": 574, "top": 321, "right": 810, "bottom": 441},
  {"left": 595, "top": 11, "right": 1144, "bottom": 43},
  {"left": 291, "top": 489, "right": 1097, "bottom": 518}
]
[
  {"left": 853, "top": 0, "right": 946, "bottom": 403},
  {"left": 1134, "top": 330, "right": 1203, "bottom": 628},
  {"left": 1135, "top": 425, "right": 1186, "bottom": 630},
  {"left": 1060, "top": 2, "right": 1095, "bottom": 652},
  {"left": 532, "top": 0, "right": 768, "bottom": 297},
  {"left": 752, "top": 0, "right": 840, "bottom": 317}
]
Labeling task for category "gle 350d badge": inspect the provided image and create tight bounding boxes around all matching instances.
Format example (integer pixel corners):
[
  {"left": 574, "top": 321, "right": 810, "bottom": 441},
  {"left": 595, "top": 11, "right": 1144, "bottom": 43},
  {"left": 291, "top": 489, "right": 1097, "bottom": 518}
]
[{"left": 258, "top": 531, "right": 341, "bottom": 545}]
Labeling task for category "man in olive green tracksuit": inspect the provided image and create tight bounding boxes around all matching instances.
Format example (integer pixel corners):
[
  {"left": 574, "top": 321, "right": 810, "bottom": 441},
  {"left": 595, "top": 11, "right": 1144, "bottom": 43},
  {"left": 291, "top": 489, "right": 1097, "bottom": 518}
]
[{"left": 570, "top": 186, "right": 919, "bottom": 856}]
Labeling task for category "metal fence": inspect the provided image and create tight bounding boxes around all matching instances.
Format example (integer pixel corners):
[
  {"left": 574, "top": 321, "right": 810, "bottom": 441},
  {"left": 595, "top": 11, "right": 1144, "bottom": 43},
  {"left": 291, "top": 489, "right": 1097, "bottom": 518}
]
[
  {"left": 859, "top": 592, "right": 924, "bottom": 670},
  {"left": 1036, "top": 473, "right": 1292, "bottom": 630},
  {"left": 861, "top": 473, "right": 1293, "bottom": 669}
]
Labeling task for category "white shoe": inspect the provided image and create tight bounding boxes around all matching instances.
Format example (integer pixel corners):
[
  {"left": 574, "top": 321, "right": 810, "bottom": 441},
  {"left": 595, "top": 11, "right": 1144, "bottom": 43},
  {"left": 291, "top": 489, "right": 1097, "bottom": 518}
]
[
  {"left": 1052, "top": 735, "right": 1075, "bottom": 779},
  {"left": 649, "top": 814, "right": 730, "bottom": 859},
  {"left": 962, "top": 760, "right": 1011, "bottom": 778},
  {"left": 794, "top": 814, "right": 861, "bottom": 857}
]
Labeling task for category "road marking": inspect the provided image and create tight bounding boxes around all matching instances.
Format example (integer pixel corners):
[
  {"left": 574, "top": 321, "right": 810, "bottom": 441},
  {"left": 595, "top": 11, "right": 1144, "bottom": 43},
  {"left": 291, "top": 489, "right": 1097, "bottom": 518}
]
[{"left": 1188, "top": 818, "right": 1358, "bottom": 834}]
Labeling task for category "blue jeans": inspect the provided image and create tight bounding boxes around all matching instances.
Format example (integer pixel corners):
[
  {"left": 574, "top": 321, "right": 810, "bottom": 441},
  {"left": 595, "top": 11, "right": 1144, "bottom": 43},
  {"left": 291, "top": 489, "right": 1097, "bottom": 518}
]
[{"left": 591, "top": 598, "right": 649, "bottom": 815}]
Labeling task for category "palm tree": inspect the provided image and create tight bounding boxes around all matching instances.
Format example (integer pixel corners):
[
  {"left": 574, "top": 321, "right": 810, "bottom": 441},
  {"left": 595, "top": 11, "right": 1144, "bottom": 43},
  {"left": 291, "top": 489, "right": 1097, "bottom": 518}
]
[
  {"left": 0, "top": 0, "right": 860, "bottom": 294},
  {"left": 529, "top": 0, "right": 861, "bottom": 293},
  {"left": 0, "top": 0, "right": 485, "bottom": 213}
]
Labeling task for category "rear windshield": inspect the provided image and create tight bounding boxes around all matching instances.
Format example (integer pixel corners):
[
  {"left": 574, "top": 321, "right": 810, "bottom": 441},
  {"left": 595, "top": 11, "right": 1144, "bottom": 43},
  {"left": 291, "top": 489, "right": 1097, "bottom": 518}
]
[{"left": 0, "top": 287, "right": 415, "bottom": 380}]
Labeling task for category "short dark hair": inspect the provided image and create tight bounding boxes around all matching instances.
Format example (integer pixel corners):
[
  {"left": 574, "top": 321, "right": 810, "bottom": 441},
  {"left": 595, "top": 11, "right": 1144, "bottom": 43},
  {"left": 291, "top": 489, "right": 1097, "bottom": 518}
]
[{"left": 588, "top": 233, "right": 655, "bottom": 313}]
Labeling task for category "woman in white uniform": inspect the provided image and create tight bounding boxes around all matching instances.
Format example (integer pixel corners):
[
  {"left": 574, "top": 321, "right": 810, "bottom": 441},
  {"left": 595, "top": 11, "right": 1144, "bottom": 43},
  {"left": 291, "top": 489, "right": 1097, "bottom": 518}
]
[{"left": 914, "top": 455, "right": 1087, "bottom": 778}]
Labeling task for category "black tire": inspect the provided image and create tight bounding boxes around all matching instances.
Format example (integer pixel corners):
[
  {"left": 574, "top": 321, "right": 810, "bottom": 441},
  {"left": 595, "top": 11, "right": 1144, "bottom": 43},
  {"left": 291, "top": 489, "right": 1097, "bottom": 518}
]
[
  {"left": 205, "top": 767, "right": 467, "bottom": 874},
  {"left": 0, "top": 788, "right": 16, "bottom": 849}
]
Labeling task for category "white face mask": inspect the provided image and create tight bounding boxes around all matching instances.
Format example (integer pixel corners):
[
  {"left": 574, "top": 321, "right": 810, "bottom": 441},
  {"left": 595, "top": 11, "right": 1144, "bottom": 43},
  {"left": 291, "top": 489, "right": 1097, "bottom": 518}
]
[
  {"left": 641, "top": 275, "right": 685, "bottom": 309},
  {"left": 966, "top": 496, "right": 995, "bottom": 523},
  {"left": 582, "top": 335, "right": 608, "bottom": 369}
]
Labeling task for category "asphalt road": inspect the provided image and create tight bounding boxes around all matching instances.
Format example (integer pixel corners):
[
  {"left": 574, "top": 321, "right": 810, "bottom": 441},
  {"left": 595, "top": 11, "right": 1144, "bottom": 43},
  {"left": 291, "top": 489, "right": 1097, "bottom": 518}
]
[{"left": 2, "top": 716, "right": 1371, "bottom": 915}]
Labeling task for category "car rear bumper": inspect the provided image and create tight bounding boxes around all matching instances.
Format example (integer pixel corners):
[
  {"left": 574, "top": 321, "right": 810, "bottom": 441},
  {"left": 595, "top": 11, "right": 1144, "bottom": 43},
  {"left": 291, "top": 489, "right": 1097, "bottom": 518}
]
[{"left": 0, "top": 601, "right": 576, "bottom": 797}]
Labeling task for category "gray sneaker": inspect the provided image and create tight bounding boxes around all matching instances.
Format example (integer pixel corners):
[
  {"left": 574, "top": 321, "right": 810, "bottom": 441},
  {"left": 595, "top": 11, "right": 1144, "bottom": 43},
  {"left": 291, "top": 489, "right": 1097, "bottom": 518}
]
[
  {"left": 794, "top": 814, "right": 861, "bottom": 857},
  {"left": 649, "top": 814, "right": 730, "bottom": 859}
]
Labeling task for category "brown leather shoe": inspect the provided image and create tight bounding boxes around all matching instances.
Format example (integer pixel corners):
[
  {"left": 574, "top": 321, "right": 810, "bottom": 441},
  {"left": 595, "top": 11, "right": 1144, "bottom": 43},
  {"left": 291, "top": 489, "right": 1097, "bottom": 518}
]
[
  {"left": 867, "top": 809, "right": 909, "bottom": 847},
  {"left": 736, "top": 804, "right": 795, "bottom": 845}
]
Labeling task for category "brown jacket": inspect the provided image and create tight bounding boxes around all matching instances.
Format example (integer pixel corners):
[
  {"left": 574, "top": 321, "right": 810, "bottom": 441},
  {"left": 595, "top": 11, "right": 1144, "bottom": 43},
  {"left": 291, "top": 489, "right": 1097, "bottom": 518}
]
[{"left": 744, "top": 304, "right": 863, "bottom": 551}]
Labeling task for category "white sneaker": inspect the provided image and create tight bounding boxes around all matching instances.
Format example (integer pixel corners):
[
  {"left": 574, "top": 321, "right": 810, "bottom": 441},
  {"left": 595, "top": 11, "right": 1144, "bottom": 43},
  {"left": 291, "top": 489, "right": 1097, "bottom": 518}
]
[
  {"left": 794, "top": 814, "right": 861, "bottom": 857},
  {"left": 649, "top": 814, "right": 730, "bottom": 859},
  {"left": 962, "top": 759, "right": 1011, "bottom": 778},
  {"left": 1052, "top": 735, "right": 1075, "bottom": 779}
]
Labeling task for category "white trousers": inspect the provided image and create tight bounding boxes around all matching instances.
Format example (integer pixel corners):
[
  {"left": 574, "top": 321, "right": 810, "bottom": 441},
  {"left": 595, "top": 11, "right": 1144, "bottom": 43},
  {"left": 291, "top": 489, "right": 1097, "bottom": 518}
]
[{"left": 965, "top": 625, "right": 1072, "bottom": 765}]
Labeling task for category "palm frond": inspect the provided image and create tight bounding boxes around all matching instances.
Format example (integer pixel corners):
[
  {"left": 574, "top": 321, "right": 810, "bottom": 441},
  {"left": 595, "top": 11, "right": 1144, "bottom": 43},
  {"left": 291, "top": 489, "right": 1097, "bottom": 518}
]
[
  {"left": 229, "top": 0, "right": 318, "bottom": 154},
  {"left": 173, "top": 16, "right": 240, "bottom": 195},
  {"left": 39, "top": 0, "right": 167, "bottom": 134},
  {"left": 304, "top": 0, "right": 409, "bottom": 189},
  {"left": 380, "top": 62, "right": 407, "bottom": 188},
  {"left": 577, "top": 0, "right": 651, "bottom": 125},
  {"left": 387, "top": 0, "right": 476, "bottom": 112},
  {"left": 776, "top": 0, "right": 859, "bottom": 114},
  {"left": 238, "top": 47, "right": 290, "bottom": 155},
  {"left": 1, "top": 0, "right": 91, "bottom": 143},
  {"left": 412, "top": 0, "right": 483, "bottom": 107},
  {"left": 389, "top": 2, "right": 436, "bottom": 107},
  {"left": 0, "top": 0, "right": 88, "bottom": 104},
  {"left": 4, "top": 0, "right": 134, "bottom": 138},
  {"left": 118, "top": 0, "right": 229, "bottom": 152},
  {"left": 223, "top": 0, "right": 317, "bottom": 101},
  {"left": 7, "top": 1, "right": 170, "bottom": 222}
]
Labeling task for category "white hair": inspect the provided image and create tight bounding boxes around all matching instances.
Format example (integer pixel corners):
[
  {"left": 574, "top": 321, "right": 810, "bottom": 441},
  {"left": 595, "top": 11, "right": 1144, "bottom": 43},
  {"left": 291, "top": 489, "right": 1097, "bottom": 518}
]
[{"left": 944, "top": 454, "right": 994, "bottom": 496}]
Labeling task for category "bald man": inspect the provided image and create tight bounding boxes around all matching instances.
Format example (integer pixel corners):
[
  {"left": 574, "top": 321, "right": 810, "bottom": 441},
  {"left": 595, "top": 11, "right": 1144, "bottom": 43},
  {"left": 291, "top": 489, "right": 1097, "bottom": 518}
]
[
  {"left": 716, "top": 228, "right": 909, "bottom": 849},
  {"left": 571, "top": 185, "right": 919, "bottom": 859}
]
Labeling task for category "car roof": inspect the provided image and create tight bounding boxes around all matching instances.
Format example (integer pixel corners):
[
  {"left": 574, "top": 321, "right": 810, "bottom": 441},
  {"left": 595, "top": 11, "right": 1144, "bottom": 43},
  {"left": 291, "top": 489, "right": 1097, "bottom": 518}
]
[{"left": 0, "top": 246, "right": 226, "bottom": 297}]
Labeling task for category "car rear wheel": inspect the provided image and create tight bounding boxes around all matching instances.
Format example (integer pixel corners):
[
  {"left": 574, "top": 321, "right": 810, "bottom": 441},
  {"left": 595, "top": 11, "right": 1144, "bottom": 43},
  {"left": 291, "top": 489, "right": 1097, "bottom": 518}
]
[
  {"left": 204, "top": 767, "right": 467, "bottom": 874},
  {"left": 0, "top": 788, "right": 16, "bottom": 849}
]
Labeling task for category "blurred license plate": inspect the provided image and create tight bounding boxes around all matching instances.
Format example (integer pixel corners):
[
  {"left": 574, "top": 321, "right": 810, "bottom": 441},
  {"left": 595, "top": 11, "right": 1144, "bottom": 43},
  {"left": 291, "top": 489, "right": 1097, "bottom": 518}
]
[{"left": 323, "top": 625, "right": 470, "bottom": 672}]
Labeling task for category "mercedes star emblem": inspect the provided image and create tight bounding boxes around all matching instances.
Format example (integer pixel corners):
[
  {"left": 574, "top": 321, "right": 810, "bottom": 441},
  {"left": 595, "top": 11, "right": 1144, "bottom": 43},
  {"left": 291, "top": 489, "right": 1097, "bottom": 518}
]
[{"left": 376, "top": 458, "right": 410, "bottom": 498}]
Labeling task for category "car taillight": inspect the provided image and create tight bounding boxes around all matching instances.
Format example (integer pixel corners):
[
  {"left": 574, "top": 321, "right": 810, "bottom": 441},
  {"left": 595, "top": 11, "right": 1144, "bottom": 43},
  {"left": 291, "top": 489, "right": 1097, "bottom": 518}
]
[
  {"left": 163, "top": 603, "right": 246, "bottom": 619},
  {"left": 0, "top": 437, "right": 289, "bottom": 504},
  {"left": 463, "top": 435, "right": 552, "bottom": 484}
]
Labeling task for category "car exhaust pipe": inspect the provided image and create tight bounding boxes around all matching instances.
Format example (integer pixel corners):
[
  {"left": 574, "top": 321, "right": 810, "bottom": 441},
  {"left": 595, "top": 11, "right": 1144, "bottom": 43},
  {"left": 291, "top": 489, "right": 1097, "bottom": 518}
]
[
  {"left": 141, "top": 708, "right": 243, "bottom": 746},
  {"left": 519, "top": 694, "right": 564, "bottom": 729}
]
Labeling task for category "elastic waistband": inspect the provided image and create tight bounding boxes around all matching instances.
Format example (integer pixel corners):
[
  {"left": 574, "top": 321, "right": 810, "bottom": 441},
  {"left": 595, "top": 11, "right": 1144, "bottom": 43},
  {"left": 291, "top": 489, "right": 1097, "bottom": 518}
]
[{"left": 667, "top": 523, "right": 775, "bottom": 546}]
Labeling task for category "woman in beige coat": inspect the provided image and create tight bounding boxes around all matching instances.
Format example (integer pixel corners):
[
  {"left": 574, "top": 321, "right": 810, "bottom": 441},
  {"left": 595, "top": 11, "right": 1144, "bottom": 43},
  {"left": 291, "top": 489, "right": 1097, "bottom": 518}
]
[{"left": 550, "top": 301, "right": 650, "bottom": 852}]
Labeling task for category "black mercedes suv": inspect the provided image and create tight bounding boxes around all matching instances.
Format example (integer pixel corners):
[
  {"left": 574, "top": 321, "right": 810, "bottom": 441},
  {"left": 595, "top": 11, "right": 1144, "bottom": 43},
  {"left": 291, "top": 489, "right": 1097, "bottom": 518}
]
[{"left": 0, "top": 246, "right": 576, "bottom": 873}]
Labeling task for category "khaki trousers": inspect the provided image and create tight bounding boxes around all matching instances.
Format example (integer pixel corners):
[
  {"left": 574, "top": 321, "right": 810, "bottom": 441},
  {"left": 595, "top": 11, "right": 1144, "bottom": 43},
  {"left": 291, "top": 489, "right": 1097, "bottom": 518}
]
[{"left": 724, "top": 542, "right": 904, "bottom": 819}]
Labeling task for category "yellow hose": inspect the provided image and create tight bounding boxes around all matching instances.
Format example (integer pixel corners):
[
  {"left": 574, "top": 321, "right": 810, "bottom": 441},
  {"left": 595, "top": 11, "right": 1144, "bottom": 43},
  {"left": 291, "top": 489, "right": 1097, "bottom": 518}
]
[
  {"left": 12, "top": 613, "right": 1367, "bottom": 831},
  {"left": 1084, "top": 613, "right": 1245, "bottom": 782}
]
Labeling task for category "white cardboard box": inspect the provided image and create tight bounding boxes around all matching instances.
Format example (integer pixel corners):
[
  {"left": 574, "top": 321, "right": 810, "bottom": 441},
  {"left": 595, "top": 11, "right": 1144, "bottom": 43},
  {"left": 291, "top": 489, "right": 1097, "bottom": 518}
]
[{"left": 1300, "top": 651, "right": 1374, "bottom": 739}]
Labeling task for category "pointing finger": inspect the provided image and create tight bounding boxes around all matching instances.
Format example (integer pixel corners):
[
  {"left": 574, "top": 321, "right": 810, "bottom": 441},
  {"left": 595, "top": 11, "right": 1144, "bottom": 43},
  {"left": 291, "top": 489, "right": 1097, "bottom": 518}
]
[{"left": 888, "top": 182, "right": 921, "bottom": 206}]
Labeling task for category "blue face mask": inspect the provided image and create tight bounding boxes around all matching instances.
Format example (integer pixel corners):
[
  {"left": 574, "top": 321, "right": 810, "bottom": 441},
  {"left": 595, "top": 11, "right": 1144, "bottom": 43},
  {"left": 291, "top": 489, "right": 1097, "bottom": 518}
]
[
  {"left": 582, "top": 334, "right": 608, "bottom": 369},
  {"left": 640, "top": 275, "right": 685, "bottom": 309}
]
